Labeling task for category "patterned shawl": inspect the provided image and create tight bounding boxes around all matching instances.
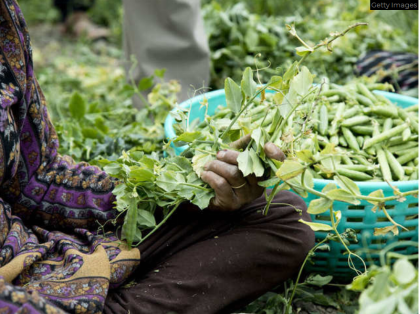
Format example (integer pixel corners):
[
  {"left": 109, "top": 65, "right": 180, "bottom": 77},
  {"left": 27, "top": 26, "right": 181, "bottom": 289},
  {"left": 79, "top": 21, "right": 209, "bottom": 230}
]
[{"left": 0, "top": 1, "right": 140, "bottom": 313}]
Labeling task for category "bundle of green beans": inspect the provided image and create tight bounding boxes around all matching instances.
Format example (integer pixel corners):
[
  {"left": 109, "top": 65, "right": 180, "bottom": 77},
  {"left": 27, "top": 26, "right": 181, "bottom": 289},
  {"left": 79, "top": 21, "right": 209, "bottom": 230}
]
[{"left": 311, "top": 82, "right": 418, "bottom": 182}]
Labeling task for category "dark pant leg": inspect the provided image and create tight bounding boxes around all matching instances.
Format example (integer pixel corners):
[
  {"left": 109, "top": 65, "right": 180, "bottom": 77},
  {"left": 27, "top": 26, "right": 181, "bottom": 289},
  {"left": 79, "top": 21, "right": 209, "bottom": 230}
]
[{"left": 104, "top": 191, "right": 315, "bottom": 314}]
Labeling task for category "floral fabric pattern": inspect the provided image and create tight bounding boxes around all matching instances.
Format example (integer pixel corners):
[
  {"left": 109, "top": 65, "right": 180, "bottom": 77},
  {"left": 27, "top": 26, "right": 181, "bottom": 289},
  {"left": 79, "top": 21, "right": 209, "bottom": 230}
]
[{"left": 0, "top": 1, "right": 140, "bottom": 313}]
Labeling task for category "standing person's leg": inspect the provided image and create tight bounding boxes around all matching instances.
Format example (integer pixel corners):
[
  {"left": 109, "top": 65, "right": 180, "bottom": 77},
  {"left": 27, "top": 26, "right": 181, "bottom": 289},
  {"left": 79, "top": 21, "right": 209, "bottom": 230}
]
[
  {"left": 123, "top": 0, "right": 211, "bottom": 107},
  {"left": 104, "top": 191, "right": 315, "bottom": 314}
]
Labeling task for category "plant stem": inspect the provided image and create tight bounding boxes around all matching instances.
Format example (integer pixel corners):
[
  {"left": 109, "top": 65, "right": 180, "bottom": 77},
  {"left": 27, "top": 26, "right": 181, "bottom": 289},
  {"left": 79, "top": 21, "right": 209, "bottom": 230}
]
[
  {"left": 298, "top": 23, "right": 368, "bottom": 66},
  {"left": 220, "top": 84, "right": 271, "bottom": 139},
  {"left": 137, "top": 202, "right": 181, "bottom": 244},
  {"left": 285, "top": 238, "right": 329, "bottom": 313}
]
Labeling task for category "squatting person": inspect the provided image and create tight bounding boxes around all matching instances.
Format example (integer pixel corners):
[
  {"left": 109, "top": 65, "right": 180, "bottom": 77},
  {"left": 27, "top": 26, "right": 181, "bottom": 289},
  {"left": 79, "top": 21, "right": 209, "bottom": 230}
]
[{"left": 0, "top": 1, "right": 314, "bottom": 313}]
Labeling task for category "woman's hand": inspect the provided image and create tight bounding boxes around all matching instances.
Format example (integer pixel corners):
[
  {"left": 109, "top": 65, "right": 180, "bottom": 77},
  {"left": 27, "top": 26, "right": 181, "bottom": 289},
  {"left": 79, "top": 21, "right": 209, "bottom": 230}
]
[{"left": 201, "top": 135, "right": 285, "bottom": 212}]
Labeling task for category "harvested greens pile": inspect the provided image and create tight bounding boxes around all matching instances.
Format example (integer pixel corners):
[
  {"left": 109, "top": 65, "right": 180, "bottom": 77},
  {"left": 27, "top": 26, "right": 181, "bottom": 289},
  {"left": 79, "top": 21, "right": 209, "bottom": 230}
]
[{"left": 99, "top": 24, "right": 418, "bottom": 256}]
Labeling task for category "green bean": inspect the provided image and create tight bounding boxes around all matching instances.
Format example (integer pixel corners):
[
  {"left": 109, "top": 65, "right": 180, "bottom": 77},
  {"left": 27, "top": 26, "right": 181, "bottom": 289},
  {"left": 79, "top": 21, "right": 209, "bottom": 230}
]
[
  {"left": 377, "top": 148, "right": 392, "bottom": 182},
  {"left": 341, "top": 155, "right": 354, "bottom": 165},
  {"left": 388, "top": 135, "right": 418, "bottom": 146},
  {"left": 339, "top": 164, "right": 375, "bottom": 172},
  {"left": 357, "top": 83, "right": 378, "bottom": 103},
  {"left": 329, "top": 135, "right": 338, "bottom": 146},
  {"left": 356, "top": 136, "right": 364, "bottom": 148},
  {"left": 388, "top": 141, "right": 418, "bottom": 153},
  {"left": 327, "top": 95, "right": 340, "bottom": 103},
  {"left": 341, "top": 116, "right": 371, "bottom": 127},
  {"left": 248, "top": 105, "right": 266, "bottom": 116},
  {"left": 370, "top": 106, "right": 399, "bottom": 118},
  {"left": 382, "top": 118, "right": 393, "bottom": 132},
  {"left": 312, "top": 106, "right": 320, "bottom": 130},
  {"left": 396, "top": 149, "right": 418, "bottom": 165},
  {"left": 317, "top": 135, "right": 330, "bottom": 144},
  {"left": 352, "top": 155, "right": 371, "bottom": 166},
  {"left": 409, "top": 170, "right": 418, "bottom": 180},
  {"left": 367, "top": 83, "right": 395, "bottom": 91},
  {"left": 374, "top": 93, "right": 394, "bottom": 106},
  {"left": 321, "top": 89, "right": 350, "bottom": 99},
  {"left": 395, "top": 148, "right": 418, "bottom": 156},
  {"left": 407, "top": 161, "right": 415, "bottom": 167},
  {"left": 339, "top": 135, "right": 348, "bottom": 147},
  {"left": 404, "top": 104, "right": 419, "bottom": 112},
  {"left": 363, "top": 135, "right": 375, "bottom": 155},
  {"left": 343, "top": 107, "right": 360, "bottom": 119},
  {"left": 319, "top": 104, "right": 328, "bottom": 135},
  {"left": 329, "top": 102, "right": 345, "bottom": 136},
  {"left": 337, "top": 168, "right": 373, "bottom": 181},
  {"left": 363, "top": 123, "right": 409, "bottom": 149},
  {"left": 250, "top": 112, "right": 266, "bottom": 123},
  {"left": 341, "top": 127, "right": 360, "bottom": 152},
  {"left": 384, "top": 149, "right": 404, "bottom": 181},
  {"left": 397, "top": 107, "right": 418, "bottom": 132},
  {"left": 354, "top": 93, "right": 374, "bottom": 107},
  {"left": 415, "top": 158, "right": 418, "bottom": 166},
  {"left": 350, "top": 126, "right": 373, "bottom": 135},
  {"left": 402, "top": 128, "right": 412, "bottom": 142},
  {"left": 403, "top": 166, "right": 416, "bottom": 175}
]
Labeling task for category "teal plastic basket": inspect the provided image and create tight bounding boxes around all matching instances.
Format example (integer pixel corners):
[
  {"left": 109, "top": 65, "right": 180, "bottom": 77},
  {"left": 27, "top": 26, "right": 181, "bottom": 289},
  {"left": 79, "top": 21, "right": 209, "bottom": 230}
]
[{"left": 164, "top": 89, "right": 419, "bottom": 275}]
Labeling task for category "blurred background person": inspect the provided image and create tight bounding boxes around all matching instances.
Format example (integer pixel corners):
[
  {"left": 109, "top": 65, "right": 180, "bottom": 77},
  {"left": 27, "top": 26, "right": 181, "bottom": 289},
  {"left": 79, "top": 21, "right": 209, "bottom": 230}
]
[
  {"left": 53, "top": 0, "right": 110, "bottom": 40},
  {"left": 123, "top": 0, "right": 211, "bottom": 106}
]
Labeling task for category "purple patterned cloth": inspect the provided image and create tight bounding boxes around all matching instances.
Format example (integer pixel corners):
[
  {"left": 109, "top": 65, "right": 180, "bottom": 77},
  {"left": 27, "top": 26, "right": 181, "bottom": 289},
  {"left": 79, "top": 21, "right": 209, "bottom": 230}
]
[{"left": 0, "top": 1, "right": 140, "bottom": 313}]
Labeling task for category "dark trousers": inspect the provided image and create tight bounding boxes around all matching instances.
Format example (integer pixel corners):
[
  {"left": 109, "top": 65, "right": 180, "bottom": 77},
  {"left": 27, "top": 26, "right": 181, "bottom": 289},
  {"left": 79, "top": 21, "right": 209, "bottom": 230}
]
[
  {"left": 104, "top": 191, "right": 315, "bottom": 314},
  {"left": 53, "top": 0, "right": 95, "bottom": 21}
]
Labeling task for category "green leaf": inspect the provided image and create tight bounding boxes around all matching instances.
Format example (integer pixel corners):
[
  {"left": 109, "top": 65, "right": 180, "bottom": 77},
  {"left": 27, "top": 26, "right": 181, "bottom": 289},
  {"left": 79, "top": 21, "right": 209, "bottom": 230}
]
[
  {"left": 367, "top": 189, "right": 385, "bottom": 205},
  {"left": 192, "top": 153, "right": 215, "bottom": 176},
  {"left": 130, "top": 168, "right": 155, "bottom": 182},
  {"left": 237, "top": 150, "right": 253, "bottom": 177},
  {"left": 282, "top": 61, "right": 298, "bottom": 83},
  {"left": 241, "top": 67, "right": 257, "bottom": 98},
  {"left": 393, "top": 258, "right": 416, "bottom": 285},
  {"left": 244, "top": 28, "right": 259, "bottom": 50},
  {"left": 174, "top": 131, "right": 202, "bottom": 143},
  {"left": 258, "top": 177, "right": 281, "bottom": 188},
  {"left": 334, "top": 175, "right": 360, "bottom": 195},
  {"left": 276, "top": 160, "right": 305, "bottom": 181},
  {"left": 290, "top": 66, "right": 313, "bottom": 96},
  {"left": 104, "top": 163, "right": 123, "bottom": 176},
  {"left": 307, "top": 198, "right": 333, "bottom": 215},
  {"left": 279, "top": 88, "right": 297, "bottom": 118},
  {"left": 296, "top": 150, "right": 314, "bottom": 163},
  {"left": 156, "top": 171, "right": 185, "bottom": 192},
  {"left": 69, "top": 92, "right": 86, "bottom": 120},
  {"left": 224, "top": 78, "right": 242, "bottom": 113},
  {"left": 268, "top": 76, "right": 282, "bottom": 89},
  {"left": 306, "top": 274, "right": 333, "bottom": 287},
  {"left": 295, "top": 46, "right": 313, "bottom": 56},
  {"left": 137, "top": 209, "right": 156, "bottom": 228},
  {"left": 138, "top": 76, "right": 154, "bottom": 91},
  {"left": 322, "top": 182, "right": 337, "bottom": 193},
  {"left": 249, "top": 149, "right": 264, "bottom": 177},
  {"left": 347, "top": 273, "right": 370, "bottom": 291},
  {"left": 299, "top": 219, "right": 333, "bottom": 231},
  {"left": 154, "top": 68, "right": 166, "bottom": 78},
  {"left": 192, "top": 189, "right": 215, "bottom": 209},
  {"left": 326, "top": 189, "right": 360, "bottom": 205}
]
